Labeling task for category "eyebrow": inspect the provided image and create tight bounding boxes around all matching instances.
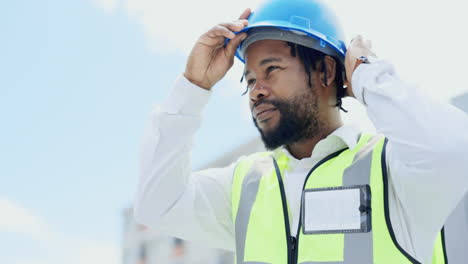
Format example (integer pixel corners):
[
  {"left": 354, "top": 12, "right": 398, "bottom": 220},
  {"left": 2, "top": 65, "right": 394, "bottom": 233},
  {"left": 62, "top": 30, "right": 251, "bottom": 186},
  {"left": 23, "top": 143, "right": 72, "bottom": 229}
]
[{"left": 243, "top": 57, "right": 283, "bottom": 79}]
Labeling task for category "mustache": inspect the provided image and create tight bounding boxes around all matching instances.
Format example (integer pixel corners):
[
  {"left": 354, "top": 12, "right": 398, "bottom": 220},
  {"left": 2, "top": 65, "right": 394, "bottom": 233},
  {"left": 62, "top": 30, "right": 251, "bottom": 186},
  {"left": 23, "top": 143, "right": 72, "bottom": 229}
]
[{"left": 252, "top": 99, "right": 283, "bottom": 111}]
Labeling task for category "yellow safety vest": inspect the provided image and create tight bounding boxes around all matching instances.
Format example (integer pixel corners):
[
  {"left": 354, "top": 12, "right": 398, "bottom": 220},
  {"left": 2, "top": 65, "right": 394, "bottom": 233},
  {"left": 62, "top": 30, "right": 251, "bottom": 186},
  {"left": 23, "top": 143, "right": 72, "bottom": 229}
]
[{"left": 231, "top": 134, "right": 449, "bottom": 264}]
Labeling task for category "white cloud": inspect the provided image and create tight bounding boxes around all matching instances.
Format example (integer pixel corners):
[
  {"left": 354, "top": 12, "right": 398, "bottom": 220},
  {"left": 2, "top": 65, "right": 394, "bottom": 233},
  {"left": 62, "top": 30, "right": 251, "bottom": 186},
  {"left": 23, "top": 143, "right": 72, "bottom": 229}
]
[
  {"left": 122, "top": 0, "right": 262, "bottom": 54},
  {"left": 0, "top": 198, "right": 53, "bottom": 242},
  {"left": 11, "top": 241, "right": 120, "bottom": 264},
  {"left": 0, "top": 198, "right": 119, "bottom": 264}
]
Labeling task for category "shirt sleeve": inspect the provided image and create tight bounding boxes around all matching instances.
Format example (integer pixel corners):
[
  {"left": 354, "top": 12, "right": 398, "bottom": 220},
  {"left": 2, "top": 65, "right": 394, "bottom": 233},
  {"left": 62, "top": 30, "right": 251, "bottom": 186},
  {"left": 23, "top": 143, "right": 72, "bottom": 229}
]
[
  {"left": 134, "top": 75, "right": 236, "bottom": 251},
  {"left": 352, "top": 59, "right": 468, "bottom": 263}
]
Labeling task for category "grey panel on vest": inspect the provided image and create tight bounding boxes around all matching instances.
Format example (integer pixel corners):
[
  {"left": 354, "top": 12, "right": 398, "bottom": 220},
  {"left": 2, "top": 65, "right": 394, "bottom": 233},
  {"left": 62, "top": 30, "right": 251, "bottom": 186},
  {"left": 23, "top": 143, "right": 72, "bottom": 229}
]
[
  {"left": 235, "top": 159, "right": 272, "bottom": 264},
  {"left": 343, "top": 144, "right": 374, "bottom": 186},
  {"left": 243, "top": 262, "right": 271, "bottom": 264},
  {"left": 444, "top": 191, "right": 468, "bottom": 263},
  {"left": 353, "top": 135, "right": 383, "bottom": 164},
  {"left": 342, "top": 141, "right": 376, "bottom": 264}
]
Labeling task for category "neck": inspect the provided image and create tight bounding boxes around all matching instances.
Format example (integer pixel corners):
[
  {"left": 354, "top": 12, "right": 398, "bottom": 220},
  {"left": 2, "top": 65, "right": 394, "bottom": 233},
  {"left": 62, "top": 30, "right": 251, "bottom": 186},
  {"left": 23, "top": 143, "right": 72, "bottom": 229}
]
[{"left": 286, "top": 120, "right": 342, "bottom": 160}]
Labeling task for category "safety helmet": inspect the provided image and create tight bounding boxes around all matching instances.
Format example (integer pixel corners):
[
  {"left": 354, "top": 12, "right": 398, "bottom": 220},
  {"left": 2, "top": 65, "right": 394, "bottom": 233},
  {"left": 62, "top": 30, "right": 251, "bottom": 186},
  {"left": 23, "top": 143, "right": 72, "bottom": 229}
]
[{"left": 234, "top": 0, "right": 347, "bottom": 64}]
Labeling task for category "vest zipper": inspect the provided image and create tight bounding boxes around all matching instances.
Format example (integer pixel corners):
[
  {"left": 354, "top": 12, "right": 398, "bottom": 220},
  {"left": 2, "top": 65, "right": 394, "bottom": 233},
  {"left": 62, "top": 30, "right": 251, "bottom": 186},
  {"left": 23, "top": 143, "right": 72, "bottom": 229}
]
[
  {"left": 273, "top": 148, "right": 347, "bottom": 264},
  {"left": 294, "top": 148, "right": 349, "bottom": 263},
  {"left": 290, "top": 236, "right": 298, "bottom": 264}
]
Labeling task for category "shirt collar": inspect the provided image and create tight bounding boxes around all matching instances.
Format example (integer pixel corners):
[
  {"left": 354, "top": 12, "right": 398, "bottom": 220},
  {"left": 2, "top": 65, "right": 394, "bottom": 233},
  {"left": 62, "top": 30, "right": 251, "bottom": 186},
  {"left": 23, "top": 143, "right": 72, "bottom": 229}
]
[
  {"left": 329, "top": 124, "right": 362, "bottom": 150},
  {"left": 273, "top": 124, "right": 362, "bottom": 168}
]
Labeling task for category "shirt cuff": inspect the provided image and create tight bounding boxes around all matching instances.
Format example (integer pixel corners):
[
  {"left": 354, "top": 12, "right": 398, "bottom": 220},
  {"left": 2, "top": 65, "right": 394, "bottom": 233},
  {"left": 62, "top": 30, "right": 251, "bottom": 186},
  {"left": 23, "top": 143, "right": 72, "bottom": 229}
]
[
  {"left": 351, "top": 56, "right": 383, "bottom": 105},
  {"left": 161, "top": 74, "right": 212, "bottom": 115}
]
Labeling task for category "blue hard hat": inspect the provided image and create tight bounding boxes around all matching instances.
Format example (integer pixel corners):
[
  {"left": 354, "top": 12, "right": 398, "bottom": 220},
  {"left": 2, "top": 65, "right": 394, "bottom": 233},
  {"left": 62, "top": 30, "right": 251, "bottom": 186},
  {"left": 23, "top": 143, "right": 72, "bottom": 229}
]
[{"left": 234, "top": 0, "right": 347, "bottom": 64}]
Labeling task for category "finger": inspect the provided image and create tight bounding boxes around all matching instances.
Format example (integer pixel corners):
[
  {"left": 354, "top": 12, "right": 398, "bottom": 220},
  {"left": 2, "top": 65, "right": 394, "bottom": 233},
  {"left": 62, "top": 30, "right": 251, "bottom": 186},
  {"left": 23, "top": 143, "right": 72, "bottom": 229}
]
[
  {"left": 240, "top": 19, "right": 248, "bottom": 27},
  {"left": 238, "top": 8, "right": 251, "bottom": 20},
  {"left": 362, "top": 39, "right": 376, "bottom": 57},
  {"left": 207, "top": 25, "right": 236, "bottom": 40},
  {"left": 225, "top": 32, "right": 248, "bottom": 57},
  {"left": 350, "top": 35, "right": 362, "bottom": 44},
  {"left": 219, "top": 21, "right": 248, "bottom": 32}
]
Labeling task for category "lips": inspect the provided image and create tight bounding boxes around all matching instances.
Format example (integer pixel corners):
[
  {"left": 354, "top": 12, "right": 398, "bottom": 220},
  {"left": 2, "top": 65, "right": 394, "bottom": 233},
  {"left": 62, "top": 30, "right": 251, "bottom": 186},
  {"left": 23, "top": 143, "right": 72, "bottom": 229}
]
[{"left": 253, "top": 105, "right": 277, "bottom": 121}]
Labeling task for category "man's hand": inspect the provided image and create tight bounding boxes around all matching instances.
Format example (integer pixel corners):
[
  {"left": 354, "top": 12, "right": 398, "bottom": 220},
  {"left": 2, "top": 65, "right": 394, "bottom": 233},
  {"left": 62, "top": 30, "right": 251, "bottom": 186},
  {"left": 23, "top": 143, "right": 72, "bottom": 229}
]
[
  {"left": 183, "top": 9, "right": 251, "bottom": 90},
  {"left": 344, "top": 35, "right": 376, "bottom": 97}
]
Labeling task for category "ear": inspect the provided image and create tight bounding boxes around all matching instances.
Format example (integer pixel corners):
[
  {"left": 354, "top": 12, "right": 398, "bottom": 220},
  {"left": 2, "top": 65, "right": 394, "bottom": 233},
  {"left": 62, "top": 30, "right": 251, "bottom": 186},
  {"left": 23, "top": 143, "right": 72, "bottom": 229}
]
[{"left": 320, "top": 56, "right": 336, "bottom": 87}]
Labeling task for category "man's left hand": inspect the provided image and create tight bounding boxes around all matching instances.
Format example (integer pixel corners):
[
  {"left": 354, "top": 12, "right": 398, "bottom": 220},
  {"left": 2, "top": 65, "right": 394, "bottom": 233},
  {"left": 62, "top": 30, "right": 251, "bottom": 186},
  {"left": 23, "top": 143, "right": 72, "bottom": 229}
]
[{"left": 344, "top": 35, "right": 376, "bottom": 97}]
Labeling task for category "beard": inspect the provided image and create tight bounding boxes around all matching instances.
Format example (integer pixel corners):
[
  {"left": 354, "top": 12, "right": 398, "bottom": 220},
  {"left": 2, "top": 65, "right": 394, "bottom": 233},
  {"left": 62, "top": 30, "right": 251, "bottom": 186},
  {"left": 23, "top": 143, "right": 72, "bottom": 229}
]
[{"left": 252, "top": 88, "right": 322, "bottom": 150}]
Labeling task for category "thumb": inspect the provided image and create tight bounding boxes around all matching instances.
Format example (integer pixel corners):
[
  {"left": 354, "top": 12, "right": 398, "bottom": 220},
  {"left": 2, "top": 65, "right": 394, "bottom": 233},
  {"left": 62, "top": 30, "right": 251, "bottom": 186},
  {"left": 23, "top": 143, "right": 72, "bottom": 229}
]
[{"left": 225, "top": 33, "right": 248, "bottom": 58}]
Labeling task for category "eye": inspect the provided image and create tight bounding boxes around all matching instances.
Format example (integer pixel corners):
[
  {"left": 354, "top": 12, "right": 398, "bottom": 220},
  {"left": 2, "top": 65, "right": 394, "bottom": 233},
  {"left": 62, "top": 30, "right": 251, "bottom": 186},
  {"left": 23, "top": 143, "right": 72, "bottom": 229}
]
[
  {"left": 247, "top": 79, "right": 256, "bottom": 89},
  {"left": 266, "top": 65, "right": 280, "bottom": 74}
]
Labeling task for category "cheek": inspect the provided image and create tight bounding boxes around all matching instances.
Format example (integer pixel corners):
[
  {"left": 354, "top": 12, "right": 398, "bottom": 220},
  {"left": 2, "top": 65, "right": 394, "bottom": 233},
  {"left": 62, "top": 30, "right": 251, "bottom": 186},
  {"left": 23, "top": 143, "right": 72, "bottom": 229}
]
[
  {"left": 279, "top": 67, "right": 309, "bottom": 93},
  {"left": 249, "top": 99, "right": 254, "bottom": 109},
  {"left": 249, "top": 102, "right": 255, "bottom": 116},
  {"left": 270, "top": 73, "right": 293, "bottom": 97}
]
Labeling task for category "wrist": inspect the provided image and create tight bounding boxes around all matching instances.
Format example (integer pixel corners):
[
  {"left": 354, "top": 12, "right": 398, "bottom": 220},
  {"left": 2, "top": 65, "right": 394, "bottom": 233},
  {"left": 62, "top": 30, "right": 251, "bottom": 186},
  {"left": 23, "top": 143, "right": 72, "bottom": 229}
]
[
  {"left": 346, "top": 56, "right": 371, "bottom": 100},
  {"left": 183, "top": 72, "right": 212, "bottom": 90},
  {"left": 353, "top": 56, "right": 370, "bottom": 72}
]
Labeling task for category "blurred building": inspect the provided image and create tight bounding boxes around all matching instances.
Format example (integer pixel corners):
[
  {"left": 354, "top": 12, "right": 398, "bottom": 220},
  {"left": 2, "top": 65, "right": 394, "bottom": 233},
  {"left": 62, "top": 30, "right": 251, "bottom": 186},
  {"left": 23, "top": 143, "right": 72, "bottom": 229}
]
[
  {"left": 122, "top": 137, "right": 264, "bottom": 264},
  {"left": 122, "top": 207, "right": 235, "bottom": 264},
  {"left": 451, "top": 92, "right": 468, "bottom": 114}
]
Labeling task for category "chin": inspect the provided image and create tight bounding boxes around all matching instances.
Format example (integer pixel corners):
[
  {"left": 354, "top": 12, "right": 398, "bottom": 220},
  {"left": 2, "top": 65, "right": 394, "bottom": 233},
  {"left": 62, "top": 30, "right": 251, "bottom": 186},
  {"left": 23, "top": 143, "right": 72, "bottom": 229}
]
[{"left": 258, "top": 118, "right": 278, "bottom": 133}]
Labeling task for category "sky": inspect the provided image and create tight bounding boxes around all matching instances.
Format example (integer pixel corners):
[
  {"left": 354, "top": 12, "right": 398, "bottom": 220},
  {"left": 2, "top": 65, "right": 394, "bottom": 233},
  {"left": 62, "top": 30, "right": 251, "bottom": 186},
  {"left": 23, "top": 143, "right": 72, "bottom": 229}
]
[{"left": 0, "top": 0, "right": 467, "bottom": 263}]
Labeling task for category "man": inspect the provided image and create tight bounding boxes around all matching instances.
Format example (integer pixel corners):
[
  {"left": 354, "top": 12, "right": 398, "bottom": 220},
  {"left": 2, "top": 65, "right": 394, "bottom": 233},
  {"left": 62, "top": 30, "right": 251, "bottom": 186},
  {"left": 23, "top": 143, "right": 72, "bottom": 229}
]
[{"left": 134, "top": 0, "right": 468, "bottom": 263}]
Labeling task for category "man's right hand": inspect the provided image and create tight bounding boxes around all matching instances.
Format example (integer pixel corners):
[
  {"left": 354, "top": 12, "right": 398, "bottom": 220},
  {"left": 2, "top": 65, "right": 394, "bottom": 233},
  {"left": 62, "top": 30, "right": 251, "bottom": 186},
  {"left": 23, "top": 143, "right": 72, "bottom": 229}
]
[{"left": 183, "top": 8, "right": 251, "bottom": 90}]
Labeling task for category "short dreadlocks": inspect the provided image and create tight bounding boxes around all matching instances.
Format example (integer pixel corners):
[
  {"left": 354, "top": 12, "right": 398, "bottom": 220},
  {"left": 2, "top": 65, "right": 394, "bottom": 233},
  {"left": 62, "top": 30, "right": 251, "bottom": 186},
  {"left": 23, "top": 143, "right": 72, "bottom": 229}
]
[{"left": 286, "top": 42, "right": 347, "bottom": 112}]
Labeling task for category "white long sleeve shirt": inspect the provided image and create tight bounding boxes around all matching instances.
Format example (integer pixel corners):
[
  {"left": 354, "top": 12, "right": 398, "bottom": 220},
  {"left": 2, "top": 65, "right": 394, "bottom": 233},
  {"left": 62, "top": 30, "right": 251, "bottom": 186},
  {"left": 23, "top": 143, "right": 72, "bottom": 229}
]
[{"left": 135, "top": 59, "right": 468, "bottom": 263}]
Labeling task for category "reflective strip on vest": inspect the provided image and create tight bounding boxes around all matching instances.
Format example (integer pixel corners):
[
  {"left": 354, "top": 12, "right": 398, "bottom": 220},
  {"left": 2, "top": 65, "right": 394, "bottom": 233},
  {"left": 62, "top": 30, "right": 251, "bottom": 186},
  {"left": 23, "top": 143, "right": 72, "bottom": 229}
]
[
  {"left": 234, "top": 154, "right": 289, "bottom": 264},
  {"left": 341, "top": 135, "right": 381, "bottom": 264},
  {"left": 235, "top": 158, "right": 272, "bottom": 264}
]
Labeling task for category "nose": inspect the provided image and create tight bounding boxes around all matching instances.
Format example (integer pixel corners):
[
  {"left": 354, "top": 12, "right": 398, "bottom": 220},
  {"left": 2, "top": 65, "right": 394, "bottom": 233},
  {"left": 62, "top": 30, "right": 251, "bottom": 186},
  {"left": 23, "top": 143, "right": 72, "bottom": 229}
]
[{"left": 249, "top": 81, "right": 271, "bottom": 104}]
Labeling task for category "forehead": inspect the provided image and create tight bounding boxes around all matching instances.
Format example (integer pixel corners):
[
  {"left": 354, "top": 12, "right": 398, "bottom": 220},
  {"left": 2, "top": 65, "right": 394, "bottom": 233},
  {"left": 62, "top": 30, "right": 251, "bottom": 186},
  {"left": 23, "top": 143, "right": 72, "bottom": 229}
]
[{"left": 244, "top": 39, "right": 292, "bottom": 67}]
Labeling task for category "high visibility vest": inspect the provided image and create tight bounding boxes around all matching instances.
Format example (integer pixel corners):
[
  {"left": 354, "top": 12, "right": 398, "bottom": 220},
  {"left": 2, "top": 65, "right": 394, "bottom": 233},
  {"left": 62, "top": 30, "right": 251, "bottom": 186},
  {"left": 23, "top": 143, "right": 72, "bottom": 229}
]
[{"left": 231, "top": 134, "right": 468, "bottom": 264}]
